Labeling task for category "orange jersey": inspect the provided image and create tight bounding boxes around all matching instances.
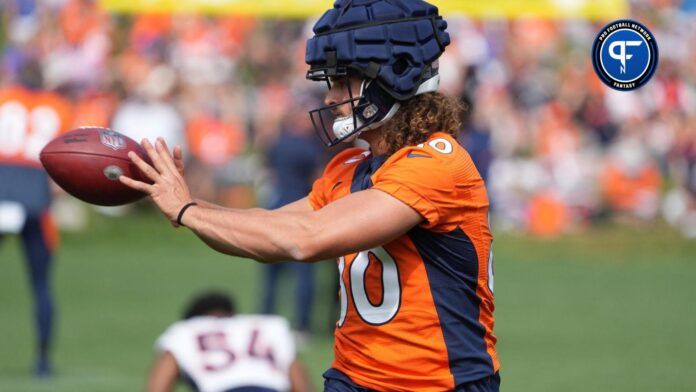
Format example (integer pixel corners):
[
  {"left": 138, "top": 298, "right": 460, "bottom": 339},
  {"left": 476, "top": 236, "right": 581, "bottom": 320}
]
[
  {"left": 0, "top": 86, "right": 74, "bottom": 167},
  {"left": 309, "top": 132, "right": 498, "bottom": 391}
]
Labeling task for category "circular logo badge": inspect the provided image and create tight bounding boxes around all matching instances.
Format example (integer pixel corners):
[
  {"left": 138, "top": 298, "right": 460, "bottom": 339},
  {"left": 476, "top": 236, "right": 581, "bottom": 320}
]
[{"left": 591, "top": 20, "right": 658, "bottom": 91}]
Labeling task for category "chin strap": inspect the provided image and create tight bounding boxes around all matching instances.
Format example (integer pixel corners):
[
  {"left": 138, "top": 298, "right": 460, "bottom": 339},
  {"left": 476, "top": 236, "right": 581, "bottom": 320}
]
[
  {"left": 415, "top": 74, "right": 440, "bottom": 95},
  {"left": 331, "top": 74, "right": 441, "bottom": 141}
]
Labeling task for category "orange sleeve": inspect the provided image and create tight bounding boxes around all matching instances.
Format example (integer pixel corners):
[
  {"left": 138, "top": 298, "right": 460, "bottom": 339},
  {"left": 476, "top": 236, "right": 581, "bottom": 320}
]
[
  {"left": 372, "top": 141, "right": 477, "bottom": 231},
  {"left": 307, "top": 147, "right": 367, "bottom": 211},
  {"left": 307, "top": 176, "right": 328, "bottom": 211}
]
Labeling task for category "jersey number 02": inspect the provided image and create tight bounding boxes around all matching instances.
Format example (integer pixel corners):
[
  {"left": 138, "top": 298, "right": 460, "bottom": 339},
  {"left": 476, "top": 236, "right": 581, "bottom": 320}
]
[
  {"left": 0, "top": 101, "right": 61, "bottom": 160},
  {"left": 337, "top": 246, "right": 401, "bottom": 327}
]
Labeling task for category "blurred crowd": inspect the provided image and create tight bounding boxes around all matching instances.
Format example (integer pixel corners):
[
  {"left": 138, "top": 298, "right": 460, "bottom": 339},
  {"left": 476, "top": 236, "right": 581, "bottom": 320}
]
[{"left": 1, "top": 0, "right": 695, "bottom": 237}]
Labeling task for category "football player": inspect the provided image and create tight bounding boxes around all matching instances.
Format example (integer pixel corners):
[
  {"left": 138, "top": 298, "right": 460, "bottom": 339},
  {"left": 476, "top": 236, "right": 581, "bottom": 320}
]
[
  {"left": 0, "top": 58, "right": 73, "bottom": 376},
  {"left": 121, "top": 1, "right": 500, "bottom": 390},
  {"left": 147, "top": 292, "right": 313, "bottom": 392}
]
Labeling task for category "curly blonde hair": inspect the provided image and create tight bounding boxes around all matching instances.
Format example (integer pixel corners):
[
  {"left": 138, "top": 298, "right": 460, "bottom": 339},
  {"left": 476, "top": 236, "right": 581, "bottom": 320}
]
[{"left": 381, "top": 92, "right": 465, "bottom": 156}]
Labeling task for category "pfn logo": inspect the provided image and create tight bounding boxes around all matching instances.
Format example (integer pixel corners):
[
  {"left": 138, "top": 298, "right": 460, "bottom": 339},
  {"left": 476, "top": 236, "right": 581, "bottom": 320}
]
[
  {"left": 608, "top": 40, "right": 643, "bottom": 74},
  {"left": 592, "top": 20, "right": 658, "bottom": 91}
]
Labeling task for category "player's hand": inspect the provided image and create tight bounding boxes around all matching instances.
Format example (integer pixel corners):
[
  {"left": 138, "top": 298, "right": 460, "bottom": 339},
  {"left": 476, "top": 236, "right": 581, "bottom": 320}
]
[
  {"left": 157, "top": 138, "right": 186, "bottom": 178},
  {"left": 173, "top": 145, "right": 185, "bottom": 177},
  {"left": 160, "top": 140, "right": 188, "bottom": 226},
  {"left": 119, "top": 138, "right": 194, "bottom": 226}
]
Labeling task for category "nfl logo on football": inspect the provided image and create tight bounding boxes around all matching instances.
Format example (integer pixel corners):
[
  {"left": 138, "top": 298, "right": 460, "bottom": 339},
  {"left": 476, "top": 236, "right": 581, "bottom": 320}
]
[{"left": 99, "top": 130, "right": 126, "bottom": 150}]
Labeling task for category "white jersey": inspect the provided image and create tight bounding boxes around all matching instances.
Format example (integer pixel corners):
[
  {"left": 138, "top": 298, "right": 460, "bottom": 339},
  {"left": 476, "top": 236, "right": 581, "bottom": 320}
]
[{"left": 156, "top": 315, "right": 295, "bottom": 392}]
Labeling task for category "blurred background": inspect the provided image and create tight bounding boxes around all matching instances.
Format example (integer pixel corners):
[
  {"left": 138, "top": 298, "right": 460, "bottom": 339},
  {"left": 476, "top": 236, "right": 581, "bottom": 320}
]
[{"left": 0, "top": 0, "right": 695, "bottom": 391}]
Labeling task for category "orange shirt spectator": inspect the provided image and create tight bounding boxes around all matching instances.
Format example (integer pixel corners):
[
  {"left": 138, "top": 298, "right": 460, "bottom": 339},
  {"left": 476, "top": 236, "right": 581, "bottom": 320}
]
[
  {"left": 526, "top": 192, "right": 570, "bottom": 237},
  {"left": 601, "top": 162, "right": 661, "bottom": 214},
  {"left": 186, "top": 114, "right": 246, "bottom": 167},
  {"left": 72, "top": 90, "right": 118, "bottom": 129},
  {"left": 59, "top": 0, "right": 108, "bottom": 45}
]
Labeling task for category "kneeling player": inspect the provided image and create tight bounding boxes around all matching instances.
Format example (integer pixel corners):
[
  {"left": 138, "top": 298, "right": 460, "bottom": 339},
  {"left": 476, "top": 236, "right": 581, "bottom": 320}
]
[{"left": 147, "top": 292, "right": 313, "bottom": 392}]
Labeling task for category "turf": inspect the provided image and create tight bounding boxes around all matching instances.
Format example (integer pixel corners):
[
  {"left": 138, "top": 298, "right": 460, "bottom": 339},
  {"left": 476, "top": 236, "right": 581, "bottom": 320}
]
[{"left": 0, "top": 210, "right": 694, "bottom": 391}]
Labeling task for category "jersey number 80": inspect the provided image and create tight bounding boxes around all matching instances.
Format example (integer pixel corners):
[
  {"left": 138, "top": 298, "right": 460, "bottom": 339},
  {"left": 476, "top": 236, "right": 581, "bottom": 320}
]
[{"left": 337, "top": 246, "right": 401, "bottom": 327}]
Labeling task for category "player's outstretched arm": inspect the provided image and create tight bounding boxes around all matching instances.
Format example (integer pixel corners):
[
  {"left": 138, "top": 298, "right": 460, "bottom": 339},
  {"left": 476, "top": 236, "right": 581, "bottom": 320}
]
[
  {"left": 181, "top": 187, "right": 421, "bottom": 262},
  {"left": 120, "top": 138, "right": 422, "bottom": 263}
]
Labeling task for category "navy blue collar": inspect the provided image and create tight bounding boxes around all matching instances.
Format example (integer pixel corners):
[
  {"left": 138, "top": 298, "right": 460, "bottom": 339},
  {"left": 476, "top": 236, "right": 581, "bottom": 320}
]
[{"left": 350, "top": 154, "right": 388, "bottom": 193}]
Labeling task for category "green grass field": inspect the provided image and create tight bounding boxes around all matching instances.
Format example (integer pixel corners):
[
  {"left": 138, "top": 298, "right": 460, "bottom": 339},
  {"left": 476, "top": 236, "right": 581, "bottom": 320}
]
[{"left": 1, "top": 210, "right": 695, "bottom": 391}]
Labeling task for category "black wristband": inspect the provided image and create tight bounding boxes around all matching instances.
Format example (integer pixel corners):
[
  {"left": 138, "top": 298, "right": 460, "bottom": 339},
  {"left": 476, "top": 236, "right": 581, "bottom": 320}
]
[{"left": 176, "top": 202, "right": 198, "bottom": 227}]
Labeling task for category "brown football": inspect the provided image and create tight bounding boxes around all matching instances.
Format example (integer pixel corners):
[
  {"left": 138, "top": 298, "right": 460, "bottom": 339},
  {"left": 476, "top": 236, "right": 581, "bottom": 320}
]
[{"left": 40, "top": 127, "right": 152, "bottom": 206}]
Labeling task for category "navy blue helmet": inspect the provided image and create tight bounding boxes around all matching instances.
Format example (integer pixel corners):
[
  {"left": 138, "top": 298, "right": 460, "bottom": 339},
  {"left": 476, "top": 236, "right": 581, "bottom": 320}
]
[{"left": 305, "top": 0, "right": 450, "bottom": 146}]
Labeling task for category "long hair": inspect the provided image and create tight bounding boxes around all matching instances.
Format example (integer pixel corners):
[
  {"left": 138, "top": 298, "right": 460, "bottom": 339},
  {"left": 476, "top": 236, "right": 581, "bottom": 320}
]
[{"left": 381, "top": 92, "right": 465, "bottom": 156}]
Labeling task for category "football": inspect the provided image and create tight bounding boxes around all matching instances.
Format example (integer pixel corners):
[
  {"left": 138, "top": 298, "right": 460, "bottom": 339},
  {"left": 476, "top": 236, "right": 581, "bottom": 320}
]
[{"left": 40, "top": 127, "right": 153, "bottom": 206}]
